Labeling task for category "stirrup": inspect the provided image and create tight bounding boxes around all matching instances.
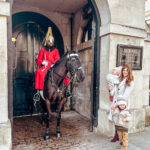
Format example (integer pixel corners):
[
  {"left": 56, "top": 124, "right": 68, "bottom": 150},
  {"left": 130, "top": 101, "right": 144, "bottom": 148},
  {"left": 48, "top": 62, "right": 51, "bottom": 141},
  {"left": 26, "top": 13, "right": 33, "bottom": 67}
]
[{"left": 33, "top": 90, "right": 40, "bottom": 107}]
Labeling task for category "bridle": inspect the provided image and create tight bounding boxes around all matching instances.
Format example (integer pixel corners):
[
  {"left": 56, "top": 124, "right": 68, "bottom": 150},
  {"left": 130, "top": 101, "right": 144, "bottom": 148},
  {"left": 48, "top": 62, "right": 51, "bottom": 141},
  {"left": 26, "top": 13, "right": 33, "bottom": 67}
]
[
  {"left": 50, "top": 52, "right": 83, "bottom": 94},
  {"left": 67, "top": 53, "right": 83, "bottom": 80}
]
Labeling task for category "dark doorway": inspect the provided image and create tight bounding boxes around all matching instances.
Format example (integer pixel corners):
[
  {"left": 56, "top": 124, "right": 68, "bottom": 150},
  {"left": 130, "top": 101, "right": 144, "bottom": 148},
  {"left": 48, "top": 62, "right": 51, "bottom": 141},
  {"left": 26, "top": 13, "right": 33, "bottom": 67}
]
[{"left": 12, "top": 12, "right": 64, "bottom": 116}]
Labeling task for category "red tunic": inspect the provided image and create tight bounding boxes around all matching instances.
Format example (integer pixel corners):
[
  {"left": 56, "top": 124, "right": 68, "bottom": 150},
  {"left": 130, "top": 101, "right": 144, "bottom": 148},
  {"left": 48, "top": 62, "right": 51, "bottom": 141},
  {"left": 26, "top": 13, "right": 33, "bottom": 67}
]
[{"left": 35, "top": 47, "right": 69, "bottom": 90}]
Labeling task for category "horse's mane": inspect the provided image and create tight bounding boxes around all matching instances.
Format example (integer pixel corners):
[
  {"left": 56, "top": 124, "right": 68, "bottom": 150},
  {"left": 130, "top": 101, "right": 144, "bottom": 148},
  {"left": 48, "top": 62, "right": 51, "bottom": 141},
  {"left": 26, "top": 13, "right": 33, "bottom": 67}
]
[
  {"left": 53, "top": 53, "right": 67, "bottom": 68},
  {"left": 53, "top": 50, "right": 77, "bottom": 68}
]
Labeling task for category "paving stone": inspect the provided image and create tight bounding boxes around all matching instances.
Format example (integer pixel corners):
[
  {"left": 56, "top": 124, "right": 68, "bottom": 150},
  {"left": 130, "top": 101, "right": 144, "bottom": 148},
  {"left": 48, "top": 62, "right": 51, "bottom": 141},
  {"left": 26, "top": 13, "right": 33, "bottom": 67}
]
[{"left": 12, "top": 111, "right": 150, "bottom": 150}]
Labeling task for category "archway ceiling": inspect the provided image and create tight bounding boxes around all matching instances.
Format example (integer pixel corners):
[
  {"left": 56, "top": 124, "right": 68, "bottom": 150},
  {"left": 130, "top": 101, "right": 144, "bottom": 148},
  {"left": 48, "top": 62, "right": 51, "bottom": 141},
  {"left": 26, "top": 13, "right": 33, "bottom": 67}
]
[{"left": 13, "top": 0, "right": 88, "bottom": 14}]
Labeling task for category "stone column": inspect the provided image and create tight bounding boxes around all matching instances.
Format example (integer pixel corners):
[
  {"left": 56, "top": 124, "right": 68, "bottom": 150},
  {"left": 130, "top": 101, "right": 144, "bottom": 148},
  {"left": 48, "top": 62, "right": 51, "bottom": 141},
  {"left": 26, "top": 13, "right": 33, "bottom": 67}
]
[
  {"left": 144, "top": 2, "right": 150, "bottom": 127},
  {"left": 0, "top": 1, "right": 11, "bottom": 150},
  {"left": 96, "top": 0, "right": 147, "bottom": 137}
]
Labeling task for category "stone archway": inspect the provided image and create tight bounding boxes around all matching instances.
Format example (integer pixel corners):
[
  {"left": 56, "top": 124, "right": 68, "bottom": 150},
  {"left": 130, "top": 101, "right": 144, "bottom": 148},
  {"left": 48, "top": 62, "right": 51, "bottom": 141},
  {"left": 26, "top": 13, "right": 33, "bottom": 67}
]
[
  {"left": 12, "top": 12, "right": 64, "bottom": 116},
  {"left": 10, "top": 0, "right": 107, "bottom": 124},
  {"left": 9, "top": 0, "right": 112, "bottom": 129},
  {"left": 7, "top": 0, "right": 111, "bottom": 148}
]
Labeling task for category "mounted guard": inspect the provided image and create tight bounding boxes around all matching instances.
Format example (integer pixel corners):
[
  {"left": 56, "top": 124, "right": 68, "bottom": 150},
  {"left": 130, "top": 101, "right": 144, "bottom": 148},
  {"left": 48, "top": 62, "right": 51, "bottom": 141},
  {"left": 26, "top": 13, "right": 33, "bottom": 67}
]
[
  {"left": 34, "top": 27, "right": 69, "bottom": 99},
  {"left": 34, "top": 27, "right": 85, "bottom": 140}
]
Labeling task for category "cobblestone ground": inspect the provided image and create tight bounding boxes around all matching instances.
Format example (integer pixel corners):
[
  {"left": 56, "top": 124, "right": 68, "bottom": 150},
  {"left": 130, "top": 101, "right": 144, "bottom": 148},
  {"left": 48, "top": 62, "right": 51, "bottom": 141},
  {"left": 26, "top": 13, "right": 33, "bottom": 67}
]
[
  {"left": 12, "top": 111, "right": 120, "bottom": 150},
  {"left": 13, "top": 111, "right": 147, "bottom": 150}
]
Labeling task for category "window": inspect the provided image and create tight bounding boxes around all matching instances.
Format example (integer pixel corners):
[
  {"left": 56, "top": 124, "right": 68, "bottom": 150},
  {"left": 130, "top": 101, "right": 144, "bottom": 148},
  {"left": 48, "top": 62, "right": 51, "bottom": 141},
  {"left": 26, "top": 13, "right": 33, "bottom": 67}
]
[{"left": 81, "top": 4, "right": 93, "bottom": 43}]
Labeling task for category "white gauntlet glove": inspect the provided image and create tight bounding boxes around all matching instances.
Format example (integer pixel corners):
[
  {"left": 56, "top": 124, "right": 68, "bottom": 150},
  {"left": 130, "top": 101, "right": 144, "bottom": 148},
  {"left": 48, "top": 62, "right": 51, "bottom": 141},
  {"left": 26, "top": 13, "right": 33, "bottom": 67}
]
[
  {"left": 42, "top": 60, "right": 48, "bottom": 66},
  {"left": 51, "top": 64, "right": 54, "bottom": 68}
]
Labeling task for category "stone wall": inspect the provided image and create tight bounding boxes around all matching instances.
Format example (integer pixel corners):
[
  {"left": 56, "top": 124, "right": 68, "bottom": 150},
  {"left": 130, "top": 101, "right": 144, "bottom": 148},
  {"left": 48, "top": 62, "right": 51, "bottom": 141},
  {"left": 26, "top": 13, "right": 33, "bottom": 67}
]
[
  {"left": 96, "top": 0, "right": 148, "bottom": 137},
  {"left": 0, "top": 0, "right": 9, "bottom": 124},
  {"left": 109, "top": 0, "right": 145, "bottom": 29},
  {"left": 143, "top": 23, "right": 150, "bottom": 127},
  {"left": 98, "top": 29, "right": 148, "bottom": 136},
  {"left": 73, "top": 41, "right": 92, "bottom": 119},
  {"left": 0, "top": 0, "right": 11, "bottom": 149},
  {"left": 71, "top": 7, "right": 93, "bottom": 119}
]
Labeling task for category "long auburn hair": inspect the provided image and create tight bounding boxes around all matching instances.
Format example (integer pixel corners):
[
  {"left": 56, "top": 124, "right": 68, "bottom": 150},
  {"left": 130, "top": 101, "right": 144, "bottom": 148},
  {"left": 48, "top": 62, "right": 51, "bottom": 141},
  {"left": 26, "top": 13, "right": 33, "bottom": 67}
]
[{"left": 120, "top": 64, "right": 134, "bottom": 86}]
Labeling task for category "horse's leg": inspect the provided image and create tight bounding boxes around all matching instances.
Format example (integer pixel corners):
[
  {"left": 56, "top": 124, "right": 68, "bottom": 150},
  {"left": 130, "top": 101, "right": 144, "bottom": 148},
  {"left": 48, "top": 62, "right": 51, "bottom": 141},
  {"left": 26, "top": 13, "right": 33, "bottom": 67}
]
[
  {"left": 44, "top": 99, "right": 51, "bottom": 140},
  {"left": 41, "top": 103, "right": 46, "bottom": 125},
  {"left": 40, "top": 99, "right": 46, "bottom": 125},
  {"left": 56, "top": 98, "right": 64, "bottom": 138}
]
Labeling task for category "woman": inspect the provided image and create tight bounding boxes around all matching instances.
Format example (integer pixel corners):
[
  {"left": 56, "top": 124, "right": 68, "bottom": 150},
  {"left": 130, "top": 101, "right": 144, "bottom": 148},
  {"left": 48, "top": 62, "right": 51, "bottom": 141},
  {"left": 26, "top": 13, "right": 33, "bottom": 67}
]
[{"left": 110, "top": 64, "right": 134, "bottom": 142}]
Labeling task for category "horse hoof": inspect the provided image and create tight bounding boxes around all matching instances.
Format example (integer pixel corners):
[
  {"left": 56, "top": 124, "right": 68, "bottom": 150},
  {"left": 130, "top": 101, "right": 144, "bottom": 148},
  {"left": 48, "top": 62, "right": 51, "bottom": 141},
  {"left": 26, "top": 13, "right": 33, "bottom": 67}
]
[
  {"left": 56, "top": 132, "right": 61, "bottom": 138},
  {"left": 44, "top": 135, "right": 50, "bottom": 140}
]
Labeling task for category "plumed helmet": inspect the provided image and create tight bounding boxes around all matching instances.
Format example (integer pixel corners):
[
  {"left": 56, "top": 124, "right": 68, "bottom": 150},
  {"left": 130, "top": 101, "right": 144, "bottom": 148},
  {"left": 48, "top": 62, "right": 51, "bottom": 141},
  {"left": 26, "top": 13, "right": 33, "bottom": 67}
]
[{"left": 43, "top": 27, "right": 54, "bottom": 46}]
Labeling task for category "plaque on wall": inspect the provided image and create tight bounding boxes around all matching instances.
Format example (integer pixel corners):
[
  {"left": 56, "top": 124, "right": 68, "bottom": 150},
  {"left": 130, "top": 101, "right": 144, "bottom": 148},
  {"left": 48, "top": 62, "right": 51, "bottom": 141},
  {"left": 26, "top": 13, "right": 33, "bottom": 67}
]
[{"left": 116, "top": 44, "right": 143, "bottom": 70}]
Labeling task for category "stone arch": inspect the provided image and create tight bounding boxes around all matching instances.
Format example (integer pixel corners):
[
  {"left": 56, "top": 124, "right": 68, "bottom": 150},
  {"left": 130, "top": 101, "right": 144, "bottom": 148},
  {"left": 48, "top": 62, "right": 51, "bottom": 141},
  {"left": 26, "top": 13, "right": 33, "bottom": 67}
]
[
  {"left": 12, "top": 11, "right": 64, "bottom": 56},
  {"left": 89, "top": 0, "right": 111, "bottom": 127},
  {"left": 12, "top": 8, "right": 71, "bottom": 48},
  {"left": 94, "top": 0, "right": 111, "bottom": 25},
  {"left": 11, "top": 11, "right": 66, "bottom": 116},
  {"left": 10, "top": 0, "right": 112, "bottom": 126}
]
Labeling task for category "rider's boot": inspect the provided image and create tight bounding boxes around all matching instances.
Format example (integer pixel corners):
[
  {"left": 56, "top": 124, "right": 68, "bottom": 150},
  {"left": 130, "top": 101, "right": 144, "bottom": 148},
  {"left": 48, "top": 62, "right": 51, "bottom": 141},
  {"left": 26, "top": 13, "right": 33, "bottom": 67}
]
[{"left": 39, "top": 90, "right": 45, "bottom": 100}]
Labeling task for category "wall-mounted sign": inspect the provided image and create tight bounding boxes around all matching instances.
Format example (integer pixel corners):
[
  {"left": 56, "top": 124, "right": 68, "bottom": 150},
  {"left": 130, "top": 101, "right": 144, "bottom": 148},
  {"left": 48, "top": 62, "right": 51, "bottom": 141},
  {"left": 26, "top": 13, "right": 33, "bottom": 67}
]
[{"left": 116, "top": 44, "right": 143, "bottom": 70}]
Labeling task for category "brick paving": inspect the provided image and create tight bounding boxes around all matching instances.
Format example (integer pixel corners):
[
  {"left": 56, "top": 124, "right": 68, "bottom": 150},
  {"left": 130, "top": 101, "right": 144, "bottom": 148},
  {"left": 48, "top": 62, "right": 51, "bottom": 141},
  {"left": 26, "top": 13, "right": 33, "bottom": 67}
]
[
  {"left": 12, "top": 111, "right": 150, "bottom": 150},
  {"left": 12, "top": 111, "right": 119, "bottom": 150}
]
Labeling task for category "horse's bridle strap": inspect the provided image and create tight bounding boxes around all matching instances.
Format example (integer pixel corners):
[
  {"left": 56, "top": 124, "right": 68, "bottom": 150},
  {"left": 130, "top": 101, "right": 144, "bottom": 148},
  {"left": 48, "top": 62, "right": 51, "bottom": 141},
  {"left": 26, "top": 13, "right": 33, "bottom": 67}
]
[
  {"left": 53, "top": 70, "right": 66, "bottom": 79},
  {"left": 49, "top": 52, "right": 82, "bottom": 96},
  {"left": 69, "top": 54, "right": 78, "bottom": 57}
]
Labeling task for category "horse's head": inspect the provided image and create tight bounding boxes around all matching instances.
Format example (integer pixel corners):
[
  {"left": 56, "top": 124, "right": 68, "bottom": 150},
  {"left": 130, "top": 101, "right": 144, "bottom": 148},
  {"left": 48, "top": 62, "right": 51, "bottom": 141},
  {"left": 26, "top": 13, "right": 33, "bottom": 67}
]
[{"left": 67, "top": 50, "right": 85, "bottom": 82}]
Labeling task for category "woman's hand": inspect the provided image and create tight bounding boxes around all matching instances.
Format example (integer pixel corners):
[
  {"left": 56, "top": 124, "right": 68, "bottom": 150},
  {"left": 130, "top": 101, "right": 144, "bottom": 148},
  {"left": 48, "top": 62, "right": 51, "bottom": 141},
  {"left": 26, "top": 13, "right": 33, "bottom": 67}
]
[
  {"left": 111, "top": 104, "right": 117, "bottom": 110},
  {"left": 108, "top": 86, "right": 113, "bottom": 91}
]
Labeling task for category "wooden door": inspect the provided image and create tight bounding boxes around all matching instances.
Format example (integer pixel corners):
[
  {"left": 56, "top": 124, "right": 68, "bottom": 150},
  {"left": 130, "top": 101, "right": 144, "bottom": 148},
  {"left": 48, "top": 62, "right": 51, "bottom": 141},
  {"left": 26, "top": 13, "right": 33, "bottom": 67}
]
[{"left": 13, "top": 23, "right": 44, "bottom": 116}]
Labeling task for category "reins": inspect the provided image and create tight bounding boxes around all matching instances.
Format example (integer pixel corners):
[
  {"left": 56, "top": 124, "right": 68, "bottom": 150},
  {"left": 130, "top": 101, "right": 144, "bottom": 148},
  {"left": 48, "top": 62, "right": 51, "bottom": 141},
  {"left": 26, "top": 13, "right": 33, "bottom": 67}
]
[{"left": 49, "top": 52, "right": 81, "bottom": 96}]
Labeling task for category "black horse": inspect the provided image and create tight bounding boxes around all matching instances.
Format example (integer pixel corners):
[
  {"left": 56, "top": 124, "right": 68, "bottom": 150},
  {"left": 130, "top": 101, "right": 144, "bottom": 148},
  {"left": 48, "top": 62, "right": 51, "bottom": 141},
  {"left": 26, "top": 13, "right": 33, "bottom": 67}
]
[{"left": 43, "top": 50, "right": 85, "bottom": 139}]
